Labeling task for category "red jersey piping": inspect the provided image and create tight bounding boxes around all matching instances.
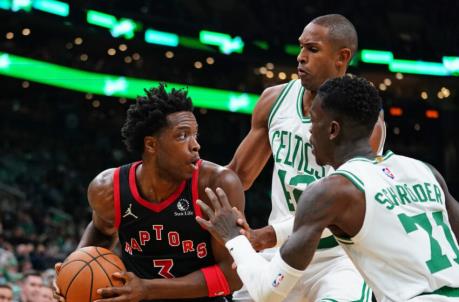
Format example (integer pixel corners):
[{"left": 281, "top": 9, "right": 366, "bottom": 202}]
[
  {"left": 192, "top": 159, "right": 203, "bottom": 218},
  {"left": 113, "top": 167, "right": 121, "bottom": 229},
  {"left": 128, "top": 161, "right": 186, "bottom": 213}
]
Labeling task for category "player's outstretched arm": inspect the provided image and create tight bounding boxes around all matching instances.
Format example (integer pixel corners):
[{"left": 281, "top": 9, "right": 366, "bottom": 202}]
[
  {"left": 95, "top": 165, "right": 245, "bottom": 302},
  {"left": 197, "top": 176, "right": 362, "bottom": 302},
  {"left": 226, "top": 85, "right": 284, "bottom": 190}
]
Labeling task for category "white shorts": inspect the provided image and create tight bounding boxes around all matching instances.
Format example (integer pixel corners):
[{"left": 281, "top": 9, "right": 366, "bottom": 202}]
[{"left": 232, "top": 246, "right": 371, "bottom": 302}]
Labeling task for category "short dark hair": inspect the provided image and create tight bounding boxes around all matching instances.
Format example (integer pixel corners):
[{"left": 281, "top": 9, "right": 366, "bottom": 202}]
[
  {"left": 121, "top": 83, "right": 193, "bottom": 156},
  {"left": 317, "top": 75, "right": 382, "bottom": 135},
  {"left": 311, "top": 14, "right": 358, "bottom": 59},
  {"left": 0, "top": 284, "right": 12, "bottom": 290},
  {"left": 21, "top": 270, "right": 42, "bottom": 282}
]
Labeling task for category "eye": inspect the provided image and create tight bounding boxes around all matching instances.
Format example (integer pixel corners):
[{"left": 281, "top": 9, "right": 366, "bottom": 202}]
[
  {"left": 177, "top": 132, "right": 187, "bottom": 140},
  {"left": 308, "top": 46, "right": 318, "bottom": 53}
]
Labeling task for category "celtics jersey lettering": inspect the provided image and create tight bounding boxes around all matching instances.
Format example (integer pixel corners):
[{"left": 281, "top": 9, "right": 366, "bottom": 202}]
[
  {"left": 333, "top": 151, "right": 459, "bottom": 301},
  {"left": 268, "top": 80, "right": 331, "bottom": 224}
]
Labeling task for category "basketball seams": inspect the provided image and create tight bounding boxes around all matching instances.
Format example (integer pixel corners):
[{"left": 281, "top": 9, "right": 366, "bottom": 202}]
[
  {"left": 94, "top": 248, "right": 117, "bottom": 287},
  {"left": 61, "top": 261, "right": 93, "bottom": 300},
  {"left": 74, "top": 249, "right": 118, "bottom": 287},
  {"left": 58, "top": 247, "right": 125, "bottom": 301},
  {"left": 95, "top": 247, "right": 124, "bottom": 271}
]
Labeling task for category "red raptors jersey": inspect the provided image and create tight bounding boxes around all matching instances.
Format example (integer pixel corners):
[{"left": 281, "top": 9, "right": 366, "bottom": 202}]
[{"left": 114, "top": 160, "right": 226, "bottom": 302}]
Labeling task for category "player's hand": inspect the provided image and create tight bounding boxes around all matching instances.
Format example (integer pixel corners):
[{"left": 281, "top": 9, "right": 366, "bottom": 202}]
[
  {"left": 95, "top": 272, "right": 145, "bottom": 302},
  {"left": 196, "top": 187, "right": 242, "bottom": 244},
  {"left": 234, "top": 208, "right": 277, "bottom": 251},
  {"left": 53, "top": 262, "right": 66, "bottom": 302}
]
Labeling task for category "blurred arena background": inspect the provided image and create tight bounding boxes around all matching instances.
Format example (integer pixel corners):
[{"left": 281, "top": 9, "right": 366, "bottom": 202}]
[{"left": 0, "top": 0, "right": 458, "bottom": 300}]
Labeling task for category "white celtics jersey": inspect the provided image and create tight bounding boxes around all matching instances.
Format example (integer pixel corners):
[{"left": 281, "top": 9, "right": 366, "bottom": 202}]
[
  {"left": 334, "top": 151, "right": 459, "bottom": 301},
  {"left": 268, "top": 80, "right": 331, "bottom": 223}
]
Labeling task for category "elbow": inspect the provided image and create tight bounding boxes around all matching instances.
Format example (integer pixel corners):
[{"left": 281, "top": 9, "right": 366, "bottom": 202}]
[{"left": 230, "top": 278, "right": 244, "bottom": 292}]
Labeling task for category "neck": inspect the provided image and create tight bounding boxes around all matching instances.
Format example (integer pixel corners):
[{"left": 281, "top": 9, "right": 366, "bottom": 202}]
[
  {"left": 331, "top": 140, "right": 375, "bottom": 169},
  {"left": 137, "top": 159, "right": 182, "bottom": 203},
  {"left": 302, "top": 90, "right": 316, "bottom": 116}
]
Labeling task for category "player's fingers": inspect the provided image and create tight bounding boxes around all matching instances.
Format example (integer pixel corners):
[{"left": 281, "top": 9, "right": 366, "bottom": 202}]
[
  {"left": 55, "top": 262, "right": 63, "bottom": 273},
  {"left": 110, "top": 271, "right": 126, "bottom": 282},
  {"left": 52, "top": 278, "right": 66, "bottom": 301},
  {"left": 52, "top": 285, "right": 65, "bottom": 302},
  {"left": 215, "top": 187, "right": 231, "bottom": 208},
  {"left": 204, "top": 187, "right": 222, "bottom": 211},
  {"left": 97, "top": 286, "right": 123, "bottom": 298},
  {"left": 195, "top": 216, "right": 212, "bottom": 230},
  {"left": 94, "top": 297, "right": 123, "bottom": 302},
  {"left": 238, "top": 220, "right": 251, "bottom": 232},
  {"left": 53, "top": 293, "right": 65, "bottom": 302},
  {"left": 197, "top": 199, "right": 215, "bottom": 220},
  {"left": 232, "top": 261, "right": 238, "bottom": 270},
  {"left": 232, "top": 207, "right": 243, "bottom": 217}
]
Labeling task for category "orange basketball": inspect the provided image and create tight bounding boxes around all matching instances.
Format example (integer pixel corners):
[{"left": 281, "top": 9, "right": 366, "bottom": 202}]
[{"left": 56, "top": 246, "right": 126, "bottom": 302}]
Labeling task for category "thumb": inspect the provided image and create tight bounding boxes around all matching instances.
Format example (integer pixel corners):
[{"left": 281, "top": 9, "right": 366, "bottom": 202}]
[
  {"left": 55, "top": 262, "right": 63, "bottom": 274},
  {"left": 231, "top": 261, "right": 238, "bottom": 270}
]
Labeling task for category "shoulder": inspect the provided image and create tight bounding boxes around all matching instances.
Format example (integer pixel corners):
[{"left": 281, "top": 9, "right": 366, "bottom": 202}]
[
  {"left": 296, "top": 175, "right": 362, "bottom": 222},
  {"left": 199, "top": 160, "right": 242, "bottom": 189},
  {"left": 88, "top": 168, "right": 117, "bottom": 210},
  {"left": 198, "top": 160, "right": 245, "bottom": 209},
  {"left": 252, "top": 83, "right": 289, "bottom": 125}
]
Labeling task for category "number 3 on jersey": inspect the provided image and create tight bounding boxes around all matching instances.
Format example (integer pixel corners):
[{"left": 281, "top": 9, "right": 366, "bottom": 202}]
[
  {"left": 398, "top": 211, "right": 459, "bottom": 274},
  {"left": 153, "top": 259, "right": 174, "bottom": 278},
  {"left": 278, "top": 169, "right": 316, "bottom": 211}
]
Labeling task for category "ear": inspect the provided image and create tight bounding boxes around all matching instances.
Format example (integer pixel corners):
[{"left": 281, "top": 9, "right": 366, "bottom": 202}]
[
  {"left": 336, "top": 48, "right": 352, "bottom": 69},
  {"left": 329, "top": 121, "right": 341, "bottom": 140},
  {"left": 144, "top": 136, "right": 157, "bottom": 155}
]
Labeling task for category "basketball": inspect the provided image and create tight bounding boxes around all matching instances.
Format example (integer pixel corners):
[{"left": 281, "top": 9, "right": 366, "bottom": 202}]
[{"left": 56, "top": 246, "right": 126, "bottom": 302}]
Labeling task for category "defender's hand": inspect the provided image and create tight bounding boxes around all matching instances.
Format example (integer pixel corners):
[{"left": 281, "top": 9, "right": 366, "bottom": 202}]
[
  {"left": 234, "top": 208, "right": 277, "bottom": 251},
  {"left": 196, "top": 187, "right": 242, "bottom": 244}
]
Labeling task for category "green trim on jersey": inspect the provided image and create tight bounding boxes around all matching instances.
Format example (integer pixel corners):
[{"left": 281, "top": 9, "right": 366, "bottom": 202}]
[
  {"left": 267, "top": 81, "right": 295, "bottom": 128},
  {"left": 352, "top": 282, "right": 372, "bottom": 302},
  {"left": 321, "top": 282, "right": 370, "bottom": 302},
  {"left": 347, "top": 150, "right": 395, "bottom": 165},
  {"left": 419, "top": 286, "right": 459, "bottom": 297},
  {"left": 332, "top": 170, "right": 365, "bottom": 192},
  {"left": 296, "top": 85, "right": 311, "bottom": 123},
  {"left": 317, "top": 235, "right": 339, "bottom": 249}
]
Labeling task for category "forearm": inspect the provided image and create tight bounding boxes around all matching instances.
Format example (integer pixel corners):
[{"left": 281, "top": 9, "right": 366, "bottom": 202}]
[
  {"left": 78, "top": 221, "right": 117, "bottom": 249},
  {"left": 226, "top": 236, "right": 304, "bottom": 302},
  {"left": 140, "top": 270, "right": 208, "bottom": 300}
]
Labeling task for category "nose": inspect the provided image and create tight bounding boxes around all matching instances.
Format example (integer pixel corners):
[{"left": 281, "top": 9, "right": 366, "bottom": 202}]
[
  {"left": 190, "top": 135, "right": 200, "bottom": 152},
  {"left": 297, "top": 47, "right": 307, "bottom": 65}
]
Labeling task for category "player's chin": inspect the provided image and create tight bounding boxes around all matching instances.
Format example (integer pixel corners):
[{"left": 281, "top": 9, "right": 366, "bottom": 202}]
[{"left": 182, "top": 164, "right": 196, "bottom": 178}]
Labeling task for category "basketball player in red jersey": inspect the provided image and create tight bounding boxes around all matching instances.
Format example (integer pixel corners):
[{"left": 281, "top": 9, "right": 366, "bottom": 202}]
[{"left": 55, "top": 84, "right": 244, "bottom": 302}]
